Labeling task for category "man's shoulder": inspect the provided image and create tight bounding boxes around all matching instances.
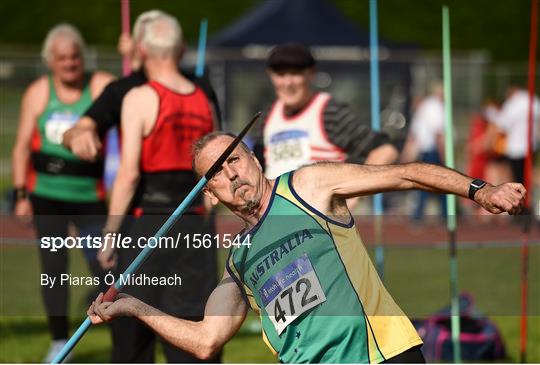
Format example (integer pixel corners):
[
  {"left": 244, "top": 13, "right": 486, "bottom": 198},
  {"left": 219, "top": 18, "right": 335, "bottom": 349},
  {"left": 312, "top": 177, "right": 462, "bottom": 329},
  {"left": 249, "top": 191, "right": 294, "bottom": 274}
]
[
  {"left": 321, "top": 95, "right": 357, "bottom": 129},
  {"left": 90, "top": 71, "right": 115, "bottom": 84},
  {"left": 323, "top": 94, "right": 344, "bottom": 105},
  {"left": 512, "top": 90, "right": 535, "bottom": 108},
  {"left": 415, "top": 96, "right": 442, "bottom": 116},
  {"left": 25, "top": 75, "right": 48, "bottom": 95},
  {"left": 322, "top": 95, "right": 352, "bottom": 115},
  {"left": 124, "top": 84, "right": 158, "bottom": 104},
  {"left": 423, "top": 95, "right": 443, "bottom": 108},
  {"left": 89, "top": 71, "right": 115, "bottom": 97},
  {"left": 22, "top": 76, "right": 48, "bottom": 108},
  {"left": 292, "top": 163, "right": 332, "bottom": 188}
]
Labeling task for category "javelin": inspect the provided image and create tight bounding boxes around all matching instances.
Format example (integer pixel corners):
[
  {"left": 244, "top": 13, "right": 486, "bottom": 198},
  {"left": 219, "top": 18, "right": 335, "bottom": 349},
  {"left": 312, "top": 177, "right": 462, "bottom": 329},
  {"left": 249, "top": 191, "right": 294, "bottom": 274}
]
[
  {"left": 442, "top": 6, "right": 461, "bottom": 363},
  {"left": 103, "top": 0, "right": 131, "bottom": 191},
  {"left": 369, "top": 0, "right": 385, "bottom": 279},
  {"left": 121, "top": 0, "right": 131, "bottom": 76},
  {"left": 51, "top": 111, "right": 262, "bottom": 364},
  {"left": 195, "top": 18, "right": 208, "bottom": 78}
]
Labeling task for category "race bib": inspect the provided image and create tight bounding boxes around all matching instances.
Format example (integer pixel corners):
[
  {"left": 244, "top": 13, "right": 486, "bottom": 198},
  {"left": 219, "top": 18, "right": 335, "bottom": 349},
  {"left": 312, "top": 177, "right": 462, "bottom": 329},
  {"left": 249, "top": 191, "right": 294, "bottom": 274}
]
[
  {"left": 259, "top": 254, "right": 326, "bottom": 335},
  {"left": 267, "top": 130, "right": 310, "bottom": 173},
  {"left": 45, "top": 112, "right": 78, "bottom": 145}
]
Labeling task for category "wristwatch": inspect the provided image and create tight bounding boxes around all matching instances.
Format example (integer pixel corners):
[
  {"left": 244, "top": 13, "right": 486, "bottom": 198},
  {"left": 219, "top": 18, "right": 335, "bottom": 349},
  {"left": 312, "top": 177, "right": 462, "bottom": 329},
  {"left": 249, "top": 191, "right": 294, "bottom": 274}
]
[
  {"left": 468, "top": 179, "right": 487, "bottom": 200},
  {"left": 13, "top": 187, "right": 28, "bottom": 201}
]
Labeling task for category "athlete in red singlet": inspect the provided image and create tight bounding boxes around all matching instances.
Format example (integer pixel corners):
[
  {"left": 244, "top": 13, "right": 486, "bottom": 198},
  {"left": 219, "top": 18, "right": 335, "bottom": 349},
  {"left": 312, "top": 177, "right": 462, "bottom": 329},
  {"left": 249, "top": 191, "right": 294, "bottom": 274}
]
[{"left": 97, "top": 12, "right": 219, "bottom": 363}]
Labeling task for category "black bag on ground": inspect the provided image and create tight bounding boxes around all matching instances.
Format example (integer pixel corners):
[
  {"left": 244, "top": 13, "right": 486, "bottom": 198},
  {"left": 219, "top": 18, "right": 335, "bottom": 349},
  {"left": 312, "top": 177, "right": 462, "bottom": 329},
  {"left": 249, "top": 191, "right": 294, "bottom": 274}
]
[{"left": 412, "top": 293, "right": 506, "bottom": 362}]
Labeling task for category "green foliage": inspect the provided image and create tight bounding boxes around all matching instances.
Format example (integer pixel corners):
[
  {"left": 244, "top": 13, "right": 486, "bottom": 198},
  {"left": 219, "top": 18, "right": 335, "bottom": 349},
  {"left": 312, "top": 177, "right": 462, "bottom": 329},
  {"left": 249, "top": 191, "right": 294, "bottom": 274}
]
[
  {"left": 333, "top": 0, "right": 532, "bottom": 61},
  {"left": 0, "top": 0, "right": 533, "bottom": 60},
  {"left": 0, "top": 0, "right": 258, "bottom": 46}
]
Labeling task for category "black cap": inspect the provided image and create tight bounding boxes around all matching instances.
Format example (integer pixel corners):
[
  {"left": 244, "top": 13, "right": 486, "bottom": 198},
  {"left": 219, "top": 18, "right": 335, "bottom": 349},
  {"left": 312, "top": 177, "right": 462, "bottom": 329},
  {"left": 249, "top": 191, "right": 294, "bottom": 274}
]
[{"left": 267, "top": 43, "right": 315, "bottom": 72}]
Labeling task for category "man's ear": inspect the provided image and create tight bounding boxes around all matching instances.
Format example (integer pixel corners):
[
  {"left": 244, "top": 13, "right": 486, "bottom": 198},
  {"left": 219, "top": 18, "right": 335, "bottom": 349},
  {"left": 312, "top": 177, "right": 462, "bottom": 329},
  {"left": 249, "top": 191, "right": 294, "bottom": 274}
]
[
  {"left": 177, "top": 42, "right": 187, "bottom": 61},
  {"left": 251, "top": 152, "right": 263, "bottom": 171},
  {"left": 202, "top": 187, "right": 219, "bottom": 206},
  {"left": 137, "top": 43, "right": 147, "bottom": 59}
]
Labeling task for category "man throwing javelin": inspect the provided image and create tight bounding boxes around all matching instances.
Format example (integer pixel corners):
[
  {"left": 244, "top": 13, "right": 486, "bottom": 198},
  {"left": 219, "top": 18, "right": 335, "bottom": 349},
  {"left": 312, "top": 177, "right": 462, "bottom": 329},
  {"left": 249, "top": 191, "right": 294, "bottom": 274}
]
[{"left": 88, "top": 132, "right": 525, "bottom": 363}]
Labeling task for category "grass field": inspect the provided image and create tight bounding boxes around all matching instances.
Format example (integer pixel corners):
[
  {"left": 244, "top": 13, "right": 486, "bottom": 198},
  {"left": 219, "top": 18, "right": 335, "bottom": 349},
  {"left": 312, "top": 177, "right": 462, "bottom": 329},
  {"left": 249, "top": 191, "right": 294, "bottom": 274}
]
[{"left": 1, "top": 243, "right": 538, "bottom": 363}]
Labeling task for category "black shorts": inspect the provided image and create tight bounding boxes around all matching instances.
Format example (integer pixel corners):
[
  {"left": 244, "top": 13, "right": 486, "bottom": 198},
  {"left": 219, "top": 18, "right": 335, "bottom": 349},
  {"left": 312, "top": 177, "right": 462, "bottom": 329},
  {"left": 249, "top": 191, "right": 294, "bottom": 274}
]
[{"left": 383, "top": 345, "right": 425, "bottom": 363}]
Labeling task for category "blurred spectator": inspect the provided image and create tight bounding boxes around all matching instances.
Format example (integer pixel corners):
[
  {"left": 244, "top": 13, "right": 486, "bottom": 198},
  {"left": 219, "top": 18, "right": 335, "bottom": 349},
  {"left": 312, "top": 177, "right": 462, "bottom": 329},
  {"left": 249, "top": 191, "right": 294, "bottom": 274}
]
[
  {"left": 473, "top": 103, "right": 513, "bottom": 186},
  {"left": 465, "top": 101, "right": 513, "bottom": 215},
  {"left": 252, "top": 43, "right": 398, "bottom": 180},
  {"left": 492, "top": 85, "right": 540, "bottom": 184},
  {"left": 96, "top": 12, "right": 219, "bottom": 363},
  {"left": 467, "top": 101, "right": 499, "bottom": 180},
  {"left": 117, "top": 31, "right": 141, "bottom": 71},
  {"left": 11, "top": 23, "right": 114, "bottom": 362},
  {"left": 62, "top": 10, "right": 221, "bottom": 363},
  {"left": 62, "top": 10, "right": 221, "bottom": 162},
  {"left": 401, "top": 82, "right": 447, "bottom": 220}
]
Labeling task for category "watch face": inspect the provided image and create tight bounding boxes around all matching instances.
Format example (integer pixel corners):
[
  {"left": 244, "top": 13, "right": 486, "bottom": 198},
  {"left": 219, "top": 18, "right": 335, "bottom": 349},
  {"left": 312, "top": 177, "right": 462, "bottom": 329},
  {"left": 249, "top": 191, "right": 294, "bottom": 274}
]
[{"left": 472, "top": 180, "right": 486, "bottom": 189}]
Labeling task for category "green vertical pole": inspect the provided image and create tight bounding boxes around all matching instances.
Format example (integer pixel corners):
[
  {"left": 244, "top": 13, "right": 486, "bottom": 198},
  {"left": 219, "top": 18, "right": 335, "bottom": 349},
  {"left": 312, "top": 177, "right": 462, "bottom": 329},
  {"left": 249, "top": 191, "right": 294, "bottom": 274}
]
[{"left": 442, "top": 6, "right": 461, "bottom": 363}]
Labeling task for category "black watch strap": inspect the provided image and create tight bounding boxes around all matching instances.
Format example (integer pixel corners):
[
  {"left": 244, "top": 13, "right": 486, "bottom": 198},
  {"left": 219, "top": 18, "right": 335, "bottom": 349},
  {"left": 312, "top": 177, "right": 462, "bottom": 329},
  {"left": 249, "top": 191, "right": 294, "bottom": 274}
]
[
  {"left": 14, "top": 187, "right": 28, "bottom": 201},
  {"left": 468, "top": 179, "right": 487, "bottom": 200}
]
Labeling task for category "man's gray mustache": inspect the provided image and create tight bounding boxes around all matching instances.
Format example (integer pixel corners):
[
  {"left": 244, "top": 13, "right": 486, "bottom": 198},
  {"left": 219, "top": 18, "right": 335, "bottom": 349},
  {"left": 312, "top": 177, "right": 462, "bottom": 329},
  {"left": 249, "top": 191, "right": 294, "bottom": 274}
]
[{"left": 231, "top": 180, "right": 250, "bottom": 194}]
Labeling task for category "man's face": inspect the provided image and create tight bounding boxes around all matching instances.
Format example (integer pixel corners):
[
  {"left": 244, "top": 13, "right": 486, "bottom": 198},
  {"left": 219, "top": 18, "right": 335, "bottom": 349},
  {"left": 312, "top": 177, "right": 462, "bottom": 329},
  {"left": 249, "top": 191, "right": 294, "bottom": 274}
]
[
  {"left": 196, "top": 136, "right": 265, "bottom": 216},
  {"left": 48, "top": 36, "right": 84, "bottom": 84},
  {"left": 268, "top": 68, "right": 314, "bottom": 110}
]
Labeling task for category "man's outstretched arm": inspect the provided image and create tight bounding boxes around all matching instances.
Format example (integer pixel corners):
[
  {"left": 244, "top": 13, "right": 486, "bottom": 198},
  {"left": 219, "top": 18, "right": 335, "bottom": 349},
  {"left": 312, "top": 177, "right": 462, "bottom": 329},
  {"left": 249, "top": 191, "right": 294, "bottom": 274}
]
[
  {"left": 295, "top": 162, "right": 525, "bottom": 215},
  {"left": 88, "top": 270, "right": 248, "bottom": 360},
  {"left": 62, "top": 116, "right": 102, "bottom": 161}
]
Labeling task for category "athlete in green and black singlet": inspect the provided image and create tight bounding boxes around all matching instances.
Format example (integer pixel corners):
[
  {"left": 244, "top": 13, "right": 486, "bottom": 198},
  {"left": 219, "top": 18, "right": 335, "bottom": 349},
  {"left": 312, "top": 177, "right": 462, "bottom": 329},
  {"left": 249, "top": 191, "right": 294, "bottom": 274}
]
[
  {"left": 29, "top": 74, "right": 105, "bottom": 201},
  {"left": 227, "top": 172, "right": 422, "bottom": 363}
]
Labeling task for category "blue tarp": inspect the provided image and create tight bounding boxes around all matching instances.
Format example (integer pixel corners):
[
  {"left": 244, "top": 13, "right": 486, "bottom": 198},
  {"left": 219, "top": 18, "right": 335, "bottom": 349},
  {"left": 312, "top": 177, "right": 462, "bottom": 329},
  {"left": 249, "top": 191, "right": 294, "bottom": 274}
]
[{"left": 210, "top": 0, "right": 413, "bottom": 49}]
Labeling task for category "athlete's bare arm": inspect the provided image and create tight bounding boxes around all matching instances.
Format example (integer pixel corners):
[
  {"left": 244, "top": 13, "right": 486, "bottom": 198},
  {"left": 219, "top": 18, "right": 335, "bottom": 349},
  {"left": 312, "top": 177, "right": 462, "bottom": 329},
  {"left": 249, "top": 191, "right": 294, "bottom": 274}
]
[
  {"left": 12, "top": 77, "right": 49, "bottom": 220},
  {"left": 99, "top": 86, "right": 158, "bottom": 269},
  {"left": 62, "top": 72, "right": 115, "bottom": 161},
  {"left": 347, "top": 143, "right": 398, "bottom": 211},
  {"left": 293, "top": 162, "right": 526, "bottom": 219},
  {"left": 62, "top": 116, "right": 101, "bottom": 161},
  {"left": 88, "top": 270, "right": 248, "bottom": 360}
]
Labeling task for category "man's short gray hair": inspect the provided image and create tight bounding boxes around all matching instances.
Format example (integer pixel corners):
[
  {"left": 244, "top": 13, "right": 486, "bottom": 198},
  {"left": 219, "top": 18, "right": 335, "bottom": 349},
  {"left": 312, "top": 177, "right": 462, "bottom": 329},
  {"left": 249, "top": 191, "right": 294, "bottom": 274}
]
[
  {"left": 192, "top": 132, "right": 251, "bottom": 177},
  {"left": 41, "top": 23, "right": 85, "bottom": 64},
  {"left": 132, "top": 10, "right": 167, "bottom": 43},
  {"left": 140, "top": 13, "right": 183, "bottom": 59}
]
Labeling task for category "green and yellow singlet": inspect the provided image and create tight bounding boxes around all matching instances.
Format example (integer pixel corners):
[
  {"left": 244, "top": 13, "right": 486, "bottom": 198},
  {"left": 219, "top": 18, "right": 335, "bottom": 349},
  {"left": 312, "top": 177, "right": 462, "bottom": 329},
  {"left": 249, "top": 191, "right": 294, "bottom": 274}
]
[{"left": 226, "top": 172, "right": 422, "bottom": 363}]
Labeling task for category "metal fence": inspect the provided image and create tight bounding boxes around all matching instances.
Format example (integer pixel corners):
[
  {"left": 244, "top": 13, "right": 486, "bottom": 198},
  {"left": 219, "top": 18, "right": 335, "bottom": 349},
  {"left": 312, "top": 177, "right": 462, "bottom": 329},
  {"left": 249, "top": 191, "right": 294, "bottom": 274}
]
[{"left": 0, "top": 45, "right": 536, "bottom": 207}]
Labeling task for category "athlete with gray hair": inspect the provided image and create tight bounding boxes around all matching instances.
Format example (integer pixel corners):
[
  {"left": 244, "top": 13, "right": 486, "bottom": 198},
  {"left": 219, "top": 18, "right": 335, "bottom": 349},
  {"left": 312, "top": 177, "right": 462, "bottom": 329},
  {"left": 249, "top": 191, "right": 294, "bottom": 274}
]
[
  {"left": 88, "top": 133, "right": 525, "bottom": 363},
  {"left": 40, "top": 23, "right": 86, "bottom": 64},
  {"left": 11, "top": 23, "right": 113, "bottom": 362},
  {"left": 62, "top": 10, "right": 221, "bottom": 161},
  {"left": 62, "top": 11, "right": 221, "bottom": 363}
]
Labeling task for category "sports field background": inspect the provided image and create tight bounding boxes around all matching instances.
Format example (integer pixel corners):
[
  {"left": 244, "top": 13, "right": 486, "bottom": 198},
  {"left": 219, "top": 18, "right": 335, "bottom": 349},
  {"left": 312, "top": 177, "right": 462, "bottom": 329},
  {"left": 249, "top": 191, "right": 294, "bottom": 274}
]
[
  {"left": 1, "top": 0, "right": 539, "bottom": 363},
  {"left": 1, "top": 238, "right": 538, "bottom": 363}
]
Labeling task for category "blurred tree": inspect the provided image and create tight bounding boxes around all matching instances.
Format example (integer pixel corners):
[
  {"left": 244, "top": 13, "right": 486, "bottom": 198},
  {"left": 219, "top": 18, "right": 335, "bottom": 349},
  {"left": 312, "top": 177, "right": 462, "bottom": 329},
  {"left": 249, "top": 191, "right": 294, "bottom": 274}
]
[
  {"left": 0, "top": 0, "right": 534, "bottom": 61},
  {"left": 0, "top": 0, "right": 258, "bottom": 48},
  {"left": 333, "top": 0, "right": 532, "bottom": 61}
]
